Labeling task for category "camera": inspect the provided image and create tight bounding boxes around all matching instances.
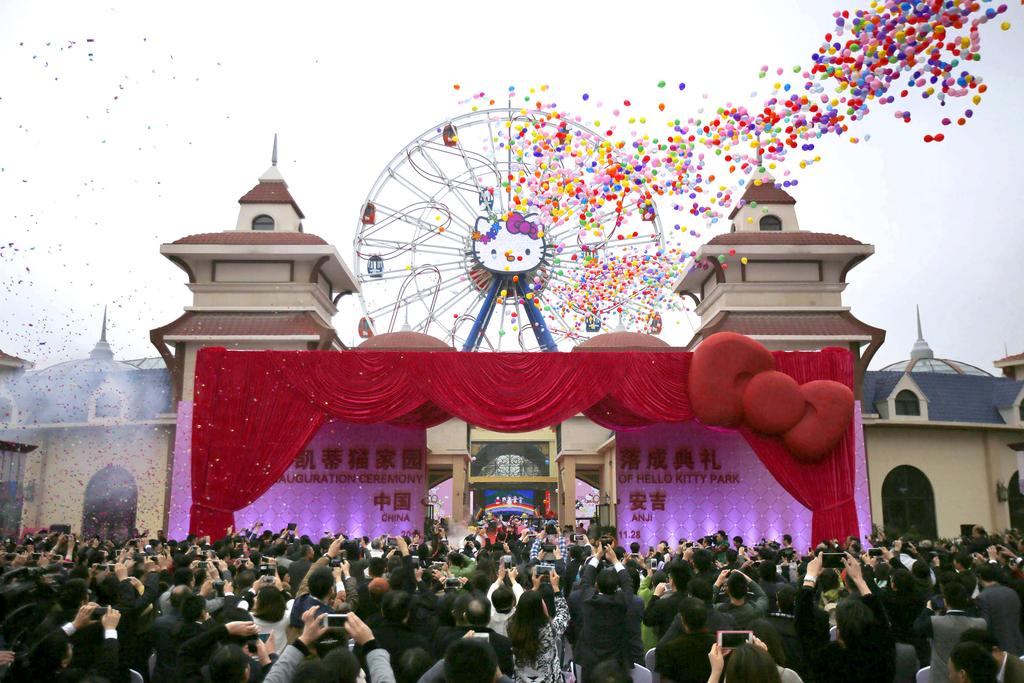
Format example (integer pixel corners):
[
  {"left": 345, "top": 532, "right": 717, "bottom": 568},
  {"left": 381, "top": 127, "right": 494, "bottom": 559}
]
[{"left": 325, "top": 613, "right": 347, "bottom": 629}]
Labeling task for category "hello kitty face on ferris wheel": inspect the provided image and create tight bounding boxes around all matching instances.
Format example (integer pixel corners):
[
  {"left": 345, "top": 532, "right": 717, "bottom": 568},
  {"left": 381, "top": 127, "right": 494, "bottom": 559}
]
[{"left": 472, "top": 213, "right": 545, "bottom": 274}]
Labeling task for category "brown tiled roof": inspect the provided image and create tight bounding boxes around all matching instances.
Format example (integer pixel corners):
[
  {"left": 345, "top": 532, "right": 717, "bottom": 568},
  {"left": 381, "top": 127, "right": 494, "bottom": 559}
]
[
  {"left": 996, "top": 352, "right": 1024, "bottom": 364},
  {"left": 239, "top": 181, "right": 305, "bottom": 218},
  {"left": 162, "top": 312, "right": 326, "bottom": 337},
  {"left": 706, "top": 232, "right": 864, "bottom": 246},
  {"left": 728, "top": 180, "right": 797, "bottom": 219},
  {"left": 711, "top": 312, "right": 875, "bottom": 337},
  {"left": 574, "top": 331, "right": 672, "bottom": 351},
  {"left": 171, "top": 232, "right": 328, "bottom": 245}
]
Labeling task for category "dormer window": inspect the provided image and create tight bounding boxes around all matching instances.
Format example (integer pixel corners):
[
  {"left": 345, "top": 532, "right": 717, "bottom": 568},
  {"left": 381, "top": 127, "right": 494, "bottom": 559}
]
[
  {"left": 252, "top": 215, "right": 275, "bottom": 231},
  {"left": 759, "top": 215, "right": 782, "bottom": 231},
  {"left": 93, "top": 390, "right": 124, "bottom": 419},
  {"left": 894, "top": 390, "right": 921, "bottom": 416}
]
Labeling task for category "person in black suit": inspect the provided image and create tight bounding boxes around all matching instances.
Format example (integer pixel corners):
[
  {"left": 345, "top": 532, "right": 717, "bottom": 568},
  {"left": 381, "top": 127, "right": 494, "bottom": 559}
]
[
  {"left": 642, "top": 560, "right": 693, "bottom": 640},
  {"left": 654, "top": 597, "right": 716, "bottom": 683},
  {"left": 880, "top": 566, "right": 929, "bottom": 666},
  {"left": 976, "top": 562, "right": 1024, "bottom": 656},
  {"left": 765, "top": 584, "right": 818, "bottom": 683},
  {"left": 150, "top": 585, "right": 191, "bottom": 683},
  {"left": 369, "top": 590, "right": 433, "bottom": 664},
  {"left": 657, "top": 579, "right": 738, "bottom": 646},
  {"left": 435, "top": 594, "right": 514, "bottom": 677},
  {"left": 574, "top": 544, "right": 639, "bottom": 673}
]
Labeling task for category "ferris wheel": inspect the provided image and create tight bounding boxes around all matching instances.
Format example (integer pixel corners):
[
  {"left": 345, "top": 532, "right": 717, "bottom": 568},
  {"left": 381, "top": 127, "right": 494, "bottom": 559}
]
[{"left": 353, "top": 107, "right": 667, "bottom": 351}]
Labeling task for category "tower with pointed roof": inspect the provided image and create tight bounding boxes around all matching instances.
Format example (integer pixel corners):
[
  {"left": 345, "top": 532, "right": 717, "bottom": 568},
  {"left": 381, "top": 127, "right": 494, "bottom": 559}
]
[
  {"left": 150, "top": 137, "right": 360, "bottom": 403},
  {"left": 673, "top": 174, "right": 885, "bottom": 397}
]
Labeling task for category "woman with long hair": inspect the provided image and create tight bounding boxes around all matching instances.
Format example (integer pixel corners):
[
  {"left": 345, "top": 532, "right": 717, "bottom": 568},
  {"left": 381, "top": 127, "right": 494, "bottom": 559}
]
[
  {"left": 251, "top": 585, "right": 289, "bottom": 655},
  {"left": 707, "top": 641, "right": 783, "bottom": 683},
  {"left": 506, "top": 569, "right": 569, "bottom": 683}
]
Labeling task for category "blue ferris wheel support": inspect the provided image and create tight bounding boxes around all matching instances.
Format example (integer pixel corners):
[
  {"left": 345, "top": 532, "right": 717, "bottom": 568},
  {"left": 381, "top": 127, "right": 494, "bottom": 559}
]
[{"left": 461, "top": 276, "right": 558, "bottom": 352}]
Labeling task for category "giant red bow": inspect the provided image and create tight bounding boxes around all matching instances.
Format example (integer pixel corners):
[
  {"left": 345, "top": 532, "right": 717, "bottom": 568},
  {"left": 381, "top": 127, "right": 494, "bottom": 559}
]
[{"left": 688, "top": 333, "right": 854, "bottom": 463}]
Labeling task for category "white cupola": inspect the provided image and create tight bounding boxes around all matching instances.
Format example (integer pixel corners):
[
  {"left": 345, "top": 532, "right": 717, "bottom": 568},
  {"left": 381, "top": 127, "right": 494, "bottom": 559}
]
[{"left": 235, "top": 134, "right": 305, "bottom": 233}]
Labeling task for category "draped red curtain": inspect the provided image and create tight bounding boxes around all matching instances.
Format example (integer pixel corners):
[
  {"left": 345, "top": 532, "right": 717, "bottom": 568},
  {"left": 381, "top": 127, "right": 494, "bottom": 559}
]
[{"left": 189, "top": 347, "right": 858, "bottom": 542}]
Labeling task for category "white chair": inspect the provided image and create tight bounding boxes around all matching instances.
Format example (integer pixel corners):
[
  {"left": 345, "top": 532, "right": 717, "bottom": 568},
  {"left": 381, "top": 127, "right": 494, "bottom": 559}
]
[
  {"left": 915, "top": 666, "right": 930, "bottom": 683},
  {"left": 829, "top": 626, "right": 838, "bottom": 641},
  {"left": 644, "top": 648, "right": 660, "bottom": 683},
  {"left": 128, "top": 670, "right": 144, "bottom": 683},
  {"left": 631, "top": 664, "right": 653, "bottom": 683}
]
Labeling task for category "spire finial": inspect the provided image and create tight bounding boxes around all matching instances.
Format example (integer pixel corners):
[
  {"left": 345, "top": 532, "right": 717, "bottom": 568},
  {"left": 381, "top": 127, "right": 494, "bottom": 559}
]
[
  {"left": 89, "top": 306, "right": 114, "bottom": 361},
  {"left": 271, "top": 133, "right": 278, "bottom": 167},
  {"left": 910, "top": 304, "right": 934, "bottom": 361}
]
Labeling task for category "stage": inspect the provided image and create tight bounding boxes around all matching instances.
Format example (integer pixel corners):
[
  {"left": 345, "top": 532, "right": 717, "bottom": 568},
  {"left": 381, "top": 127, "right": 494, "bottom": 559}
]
[{"left": 165, "top": 334, "right": 873, "bottom": 547}]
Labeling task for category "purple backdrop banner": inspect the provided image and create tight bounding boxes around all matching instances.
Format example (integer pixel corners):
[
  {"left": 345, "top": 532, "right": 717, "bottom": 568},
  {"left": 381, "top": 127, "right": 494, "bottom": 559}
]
[
  {"left": 167, "top": 405, "right": 427, "bottom": 539},
  {"left": 615, "top": 421, "right": 814, "bottom": 551}
]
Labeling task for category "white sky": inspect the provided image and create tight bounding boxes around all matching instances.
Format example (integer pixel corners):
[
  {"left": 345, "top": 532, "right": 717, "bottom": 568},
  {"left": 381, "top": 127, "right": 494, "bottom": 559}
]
[{"left": 1, "top": 1, "right": 1022, "bottom": 371}]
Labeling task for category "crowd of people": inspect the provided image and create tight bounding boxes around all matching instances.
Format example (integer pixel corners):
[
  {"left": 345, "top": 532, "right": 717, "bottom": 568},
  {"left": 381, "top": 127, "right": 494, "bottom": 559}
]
[{"left": 0, "top": 518, "right": 1022, "bottom": 683}]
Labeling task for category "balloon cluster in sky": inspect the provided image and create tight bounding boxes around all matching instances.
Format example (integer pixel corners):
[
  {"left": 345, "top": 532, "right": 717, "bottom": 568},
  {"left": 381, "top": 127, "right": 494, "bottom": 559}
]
[{"left": 449, "top": 0, "right": 1014, "bottom": 329}]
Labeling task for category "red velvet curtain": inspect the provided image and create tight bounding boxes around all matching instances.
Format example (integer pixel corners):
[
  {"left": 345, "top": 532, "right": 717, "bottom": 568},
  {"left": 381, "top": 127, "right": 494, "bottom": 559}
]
[
  {"left": 740, "top": 349, "right": 860, "bottom": 545},
  {"left": 189, "top": 347, "right": 858, "bottom": 542}
]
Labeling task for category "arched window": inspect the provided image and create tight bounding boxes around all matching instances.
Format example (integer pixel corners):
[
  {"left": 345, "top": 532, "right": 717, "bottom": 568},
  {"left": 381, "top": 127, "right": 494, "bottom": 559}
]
[
  {"left": 894, "top": 390, "right": 921, "bottom": 416},
  {"left": 881, "top": 465, "right": 937, "bottom": 538},
  {"left": 759, "top": 215, "right": 782, "bottom": 231},
  {"left": 93, "top": 390, "right": 123, "bottom": 419},
  {"left": 480, "top": 454, "right": 542, "bottom": 477},
  {"left": 252, "top": 214, "right": 275, "bottom": 231},
  {"left": 82, "top": 465, "right": 138, "bottom": 541}
]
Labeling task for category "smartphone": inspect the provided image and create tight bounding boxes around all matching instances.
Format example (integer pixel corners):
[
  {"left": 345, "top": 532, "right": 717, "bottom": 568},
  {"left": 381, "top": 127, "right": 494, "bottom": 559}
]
[
  {"left": 822, "top": 553, "right": 845, "bottom": 569},
  {"left": 868, "top": 548, "right": 884, "bottom": 557},
  {"left": 386, "top": 537, "right": 398, "bottom": 548},
  {"left": 718, "top": 631, "right": 752, "bottom": 649},
  {"left": 445, "top": 577, "right": 462, "bottom": 588},
  {"left": 213, "top": 580, "right": 225, "bottom": 597},
  {"left": 540, "top": 543, "right": 555, "bottom": 552},
  {"left": 246, "top": 639, "right": 259, "bottom": 654},
  {"left": 960, "top": 524, "right": 975, "bottom": 539},
  {"left": 572, "top": 534, "right": 585, "bottom": 543},
  {"left": 325, "top": 613, "right": 347, "bottom": 629},
  {"left": 258, "top": 564, "right": 275, "bottom": 577},
  {"left": 287, "top": 523, "right": 297, "bottom": 531},
  {"left": 430, "top": 561, "right": 446, "bottom": 571},
  {"left": 258, "top": 632, "right": 270, "bottom": 643},
  {"left": 197, "top": 561, "right": 209, "bottom": 570},
  {"left": 91, "top": 607, "right": 109, "bottom": 620},
  {"left": 30, "top": 552, "right": 41, "bottom": 561},
  {"left": 472, "top": 632, "right": 490, "bottom": 640},
  {"left": 535, "top": 564, "right": 554, "bottom": 576},
  {"left": 501, "top": 555, "right": 514, "bottom": 566}
]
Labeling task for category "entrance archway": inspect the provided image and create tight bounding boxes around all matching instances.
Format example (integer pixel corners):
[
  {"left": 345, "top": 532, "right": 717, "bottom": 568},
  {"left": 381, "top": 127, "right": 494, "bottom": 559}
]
[
  {"left": 881, "top": 465, "right": 937, "bottom": 539},
  {"left": 82, "top": 465, "right": 137, "bottom": 541}
]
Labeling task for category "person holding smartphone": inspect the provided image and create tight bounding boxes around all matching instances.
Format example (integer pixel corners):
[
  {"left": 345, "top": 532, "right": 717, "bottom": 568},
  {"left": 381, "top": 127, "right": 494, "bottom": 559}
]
[{"left": 795, "top": 552, "right": 896, "bottom": 683}]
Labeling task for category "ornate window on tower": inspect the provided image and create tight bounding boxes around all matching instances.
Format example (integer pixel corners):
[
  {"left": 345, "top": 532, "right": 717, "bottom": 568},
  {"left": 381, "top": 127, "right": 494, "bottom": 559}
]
[
  {"left": 470, "top": 442, "right": 549, "bottom": 478},
  {"left": 480, "top": 454, "right": 542, "bottom": 477},
  {"left": 759, "top": 215, "right": 782, "bottom": 231},
  {"left": 252, "top": 215, "right": 275, "bottom": 231}
]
